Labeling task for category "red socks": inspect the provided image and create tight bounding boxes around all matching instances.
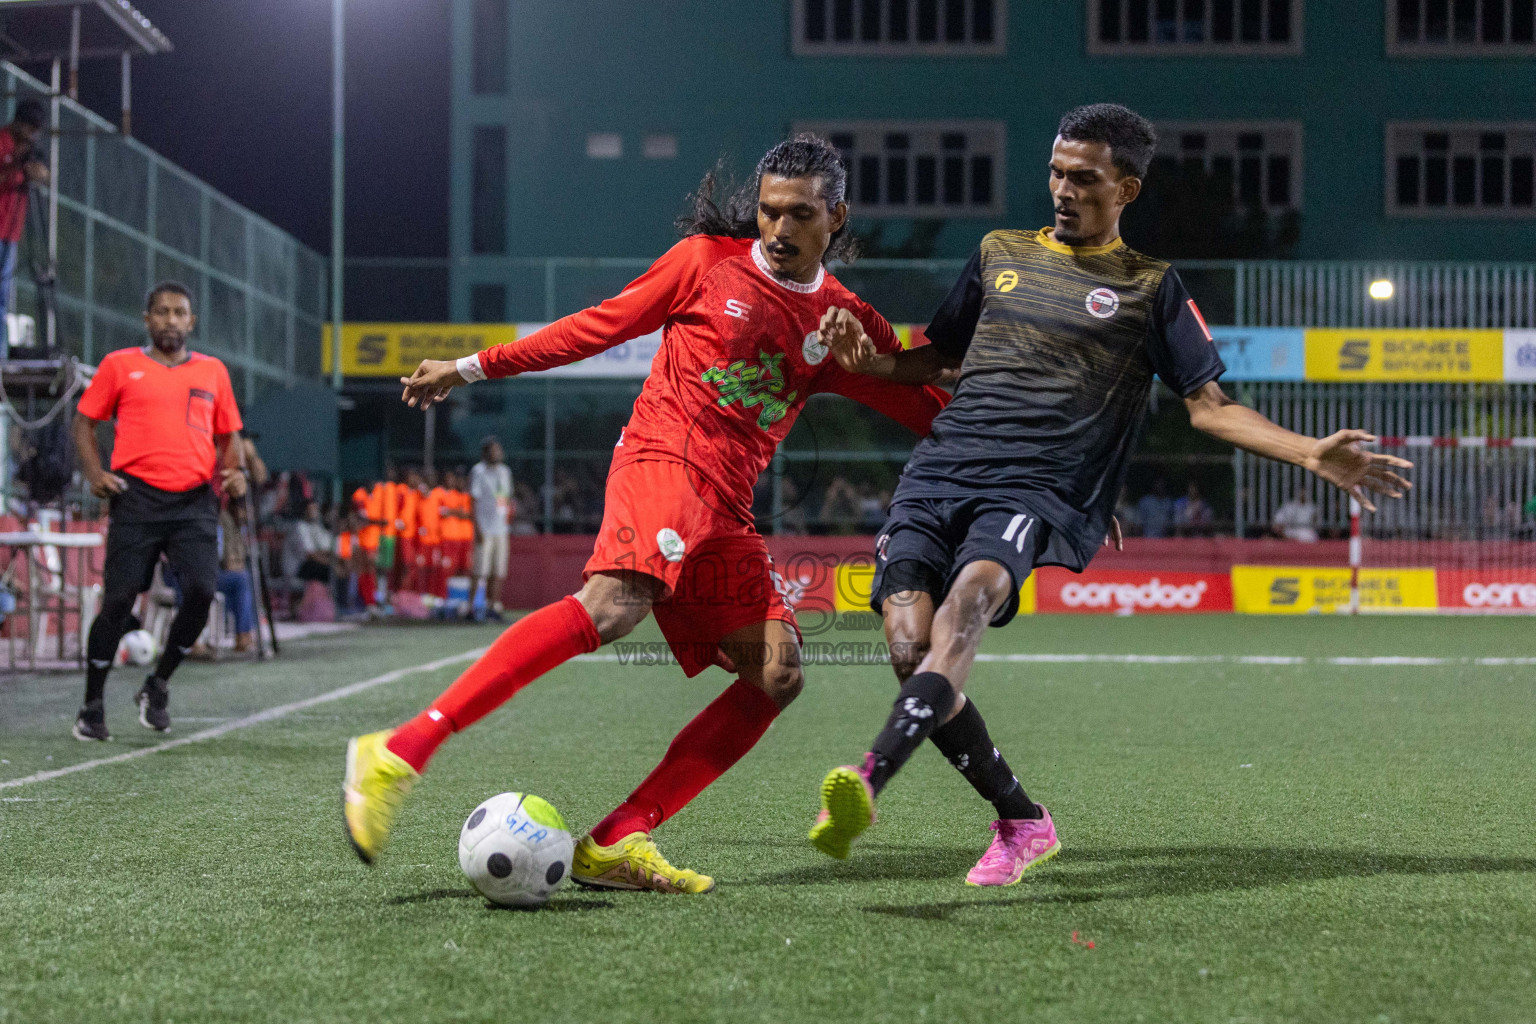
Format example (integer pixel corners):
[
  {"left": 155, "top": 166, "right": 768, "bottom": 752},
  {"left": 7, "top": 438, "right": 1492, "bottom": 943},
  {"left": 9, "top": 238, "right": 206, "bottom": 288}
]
[
  {"left": 385, "top": 595, "right": 600, "bottom": 772},
  {"left": 589, "top": 679, "right": 780, "bottom": 847}
]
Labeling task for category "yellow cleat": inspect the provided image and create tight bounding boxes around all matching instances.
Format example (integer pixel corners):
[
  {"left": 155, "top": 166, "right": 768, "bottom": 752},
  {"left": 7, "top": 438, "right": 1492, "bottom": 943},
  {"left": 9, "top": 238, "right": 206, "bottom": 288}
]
[
  {"left": 571, "top": 832, "right": 716, "bottom": 894},
  {"left": 808, "top": 765, "right": 876, "bottom": 860},
  {"left": 342, "top": 730, "right": 419, "bottom": 865}
]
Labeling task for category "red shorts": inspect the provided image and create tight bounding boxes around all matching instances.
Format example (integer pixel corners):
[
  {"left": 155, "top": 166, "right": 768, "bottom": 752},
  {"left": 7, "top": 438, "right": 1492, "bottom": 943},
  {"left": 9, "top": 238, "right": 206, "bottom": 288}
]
[{"left": 584, "top": 459, "right": 799, "bottom": 677}]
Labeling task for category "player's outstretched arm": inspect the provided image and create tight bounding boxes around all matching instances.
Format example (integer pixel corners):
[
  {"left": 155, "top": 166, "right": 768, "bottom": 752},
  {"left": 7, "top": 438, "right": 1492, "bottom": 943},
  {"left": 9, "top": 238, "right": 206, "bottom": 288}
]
[
  {"left": 1183, "top": 381, "right": 1413, "bottom": 512},
  {"left": 400, "top": 359, "right": 466, "bottom": 410},
  {"left": 819, "top": 306, "right": 956, "bottom": 384}
]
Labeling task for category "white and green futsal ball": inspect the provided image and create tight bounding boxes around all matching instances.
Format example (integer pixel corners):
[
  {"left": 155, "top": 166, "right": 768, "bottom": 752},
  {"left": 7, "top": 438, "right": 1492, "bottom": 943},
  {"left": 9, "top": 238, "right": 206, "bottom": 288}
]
[{"left": 458, "top": 792, "right": 574, "bottom": 908}]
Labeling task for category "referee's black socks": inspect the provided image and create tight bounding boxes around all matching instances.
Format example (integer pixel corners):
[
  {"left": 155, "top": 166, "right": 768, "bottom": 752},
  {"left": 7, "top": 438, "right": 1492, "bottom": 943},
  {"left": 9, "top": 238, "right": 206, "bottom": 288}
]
[
  {"left": 866, "top": 672, "right": 956, "bottom": 795},
  {"left": 929, "top": 697, "right": 1040, "bottom": 820}
]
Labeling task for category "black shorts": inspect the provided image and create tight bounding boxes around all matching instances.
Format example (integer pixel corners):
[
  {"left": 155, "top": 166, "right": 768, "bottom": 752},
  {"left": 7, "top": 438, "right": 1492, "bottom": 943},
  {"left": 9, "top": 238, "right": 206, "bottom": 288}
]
[
  {"left": 870, "top": 496, "right": 1051, "bottom": 628},
  {"left": 103, "top": 477, "right": 219, "bottom": 604}
]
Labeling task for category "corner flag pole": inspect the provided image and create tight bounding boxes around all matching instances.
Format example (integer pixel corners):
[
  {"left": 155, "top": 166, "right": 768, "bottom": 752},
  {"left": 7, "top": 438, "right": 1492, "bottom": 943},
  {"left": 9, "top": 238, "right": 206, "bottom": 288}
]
[{"left": 1348, "top": 496, "right": 1362, "bottom": 615}]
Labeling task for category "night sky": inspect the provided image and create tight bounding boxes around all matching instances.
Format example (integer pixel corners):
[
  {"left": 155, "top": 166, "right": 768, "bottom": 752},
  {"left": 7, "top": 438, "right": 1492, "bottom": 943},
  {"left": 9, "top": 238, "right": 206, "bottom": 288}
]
[{"left": 24, "top": 0, "right": 451, "bottom": 258}]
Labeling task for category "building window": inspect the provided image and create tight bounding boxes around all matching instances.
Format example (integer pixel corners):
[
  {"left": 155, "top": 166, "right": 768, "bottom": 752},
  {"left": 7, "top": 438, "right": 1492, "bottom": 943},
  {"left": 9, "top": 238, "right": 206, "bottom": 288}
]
[
  {"left": 586, "top": 133, "right": 623, "bottom": 159},
  {"left": 1388, "top": 123, "right": 1536, "bottom": 216},
  {"left": 471, "top": 0, "right": 508, "bottom": 95},
  {"left": 794, "top": 0, "right": 1006, "bottom": 54},
  {"left": 470, "top": 126, "right": 507, "bottom": 254},
  {"left": 1152, "top": 122, "right": 1301, "bottom": 212},
  {"left": 796, "top": 120, "right": 1005, "bottom": 217},
  {"left": 1388, "top": 0, "right": 1536, "bottom": 52},
  {"left": 642, "top": 134, "right": 678, "bottom": 160},
  {"left": 470, "top": 283, "right": 506, "bottom": 323},
  {"left": 1087, "top": 0, "right": 1302, "bottom": 53}
]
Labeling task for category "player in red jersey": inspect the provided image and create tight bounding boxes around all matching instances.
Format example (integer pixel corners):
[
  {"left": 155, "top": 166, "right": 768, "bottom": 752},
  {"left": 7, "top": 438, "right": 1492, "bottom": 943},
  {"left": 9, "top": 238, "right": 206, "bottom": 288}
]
[{"left": 343, "top": 136, "right": 951, "bottom": 891}]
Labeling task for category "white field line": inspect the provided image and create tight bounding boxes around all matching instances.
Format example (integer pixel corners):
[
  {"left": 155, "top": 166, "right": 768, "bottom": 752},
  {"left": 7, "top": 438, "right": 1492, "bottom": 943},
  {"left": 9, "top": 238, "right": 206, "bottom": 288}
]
[
  {"left": 0, "top": 647, "right": 487, "bottom": 792},
  {"left": 574, "top": 652, "right": 1536, "bottom": 667}
]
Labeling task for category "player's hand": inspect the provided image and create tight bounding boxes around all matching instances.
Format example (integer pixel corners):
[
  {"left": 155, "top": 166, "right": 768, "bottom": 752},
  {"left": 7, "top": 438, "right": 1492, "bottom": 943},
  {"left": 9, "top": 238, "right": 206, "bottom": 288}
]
[
  {"left": 819, "top": 306, "right": 877, "bottom": 374},
  {"left": 1103, "top": 515, "right": 1123, "bottom": 551},
  {"left": 1303, "top": 430, "right": 1414, "bottom": 512},
  {"left": 400, "top": 359, "right": 466, "bottom": 409},
  {"left": 88, "top": 470, "right": 127, "bottom": 499},
  {"left": 220, "top": 467, "right": 248, "bottom": 499}
]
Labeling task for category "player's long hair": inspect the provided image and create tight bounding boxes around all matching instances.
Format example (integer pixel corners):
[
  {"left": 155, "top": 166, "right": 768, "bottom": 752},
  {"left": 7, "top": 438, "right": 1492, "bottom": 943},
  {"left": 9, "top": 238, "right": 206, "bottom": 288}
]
[{"left": 678, "top": 134, "right": 860, "bottom": 264}]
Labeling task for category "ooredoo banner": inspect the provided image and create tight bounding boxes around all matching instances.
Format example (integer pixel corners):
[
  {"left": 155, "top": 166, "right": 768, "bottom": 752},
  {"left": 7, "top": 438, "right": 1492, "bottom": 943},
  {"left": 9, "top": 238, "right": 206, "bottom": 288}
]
[
  {"left": 1033, "top": 569, "right": 1232, "bottom": 614},
  {"left": 1436, "top": 571, "right": 1536, "bottom": 611}
]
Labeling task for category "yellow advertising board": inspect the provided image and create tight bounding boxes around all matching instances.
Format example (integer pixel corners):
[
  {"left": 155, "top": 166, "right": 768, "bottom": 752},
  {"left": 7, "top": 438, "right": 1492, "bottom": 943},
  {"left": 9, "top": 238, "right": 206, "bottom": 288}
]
[
  {"left": 832, "top": 563, "right": 1036, "bottom": 614},
  {"left": 1231, "top": 566, "right": 1438, "bottom": 614},
  {"left": 322, "top": 323, "right": 516, "bottom": 377},
  {"left": 1304, "top": 329, "right": 1504, "bottom": 382}
]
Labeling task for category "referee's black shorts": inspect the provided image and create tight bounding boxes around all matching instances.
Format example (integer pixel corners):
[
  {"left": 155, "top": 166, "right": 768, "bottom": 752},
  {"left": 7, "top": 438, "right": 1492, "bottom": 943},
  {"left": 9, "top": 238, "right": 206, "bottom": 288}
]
[
  {"left": 102, "top": 475, "right": 219, "bottom": 606},
  {"left": 870, "top": 495, "right": 1051, "bottom": 628}
]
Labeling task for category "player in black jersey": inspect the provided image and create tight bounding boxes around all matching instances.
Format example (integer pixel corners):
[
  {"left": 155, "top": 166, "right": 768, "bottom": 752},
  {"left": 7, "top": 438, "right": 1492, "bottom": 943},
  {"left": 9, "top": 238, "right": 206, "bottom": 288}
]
[{"left": 807, "top": 104, "right": 1414, "bottom": 884}]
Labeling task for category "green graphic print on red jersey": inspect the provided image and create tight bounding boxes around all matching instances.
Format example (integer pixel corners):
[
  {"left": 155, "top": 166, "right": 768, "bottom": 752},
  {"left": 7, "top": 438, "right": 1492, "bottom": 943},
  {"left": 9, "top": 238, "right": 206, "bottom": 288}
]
[{"left": 700, "top": 350, "right": 799, "bottom": 431}]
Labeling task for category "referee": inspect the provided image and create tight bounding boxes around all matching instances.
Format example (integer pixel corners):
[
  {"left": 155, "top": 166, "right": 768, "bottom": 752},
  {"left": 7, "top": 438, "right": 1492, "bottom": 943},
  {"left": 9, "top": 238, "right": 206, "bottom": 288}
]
[{"left": 71, "top": 282, "right": 246, "bottom": 741}]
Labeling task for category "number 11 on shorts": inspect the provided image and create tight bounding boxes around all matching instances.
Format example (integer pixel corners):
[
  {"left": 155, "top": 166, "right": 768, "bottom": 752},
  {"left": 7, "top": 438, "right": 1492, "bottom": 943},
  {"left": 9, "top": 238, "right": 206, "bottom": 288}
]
[{"left": 1001, "top": 514, "right": 1034, "bottom": 554}]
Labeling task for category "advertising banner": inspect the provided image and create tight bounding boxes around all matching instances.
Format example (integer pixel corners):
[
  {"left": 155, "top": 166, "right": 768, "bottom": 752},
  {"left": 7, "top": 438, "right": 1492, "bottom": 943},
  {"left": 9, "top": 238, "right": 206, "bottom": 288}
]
[
  {"left": 1231, "top": 565, "right": 1438, "bottom": 613},
  {"left": 1210, "top": 328, "right": 1307, "bottom": 381},
  {"left": 1435, "top": 570, "right": 1536, "bottom": 612},
  {"left": 1033, "top": 568, "right": 1232, "bottom": 614},
  {"left": 323, "top": 323, "right": 514, "bottom": 377},
  {"left": 1304, "top": 330, "right": 1505, "bottom": 382},
  {"left": 832, "top": 562, "right": 1038, "bottom": 614}
]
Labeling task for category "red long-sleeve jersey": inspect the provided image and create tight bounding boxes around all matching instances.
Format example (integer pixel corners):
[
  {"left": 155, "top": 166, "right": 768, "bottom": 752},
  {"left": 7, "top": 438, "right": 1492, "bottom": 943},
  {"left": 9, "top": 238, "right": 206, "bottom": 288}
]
[{"left": 474, "top": 235, "right": 951, "bottom": 522}]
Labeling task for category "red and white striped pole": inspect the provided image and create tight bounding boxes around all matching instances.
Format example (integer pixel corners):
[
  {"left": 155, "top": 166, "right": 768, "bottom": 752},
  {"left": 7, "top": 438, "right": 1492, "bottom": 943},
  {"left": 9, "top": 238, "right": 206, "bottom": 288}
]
[{"left": 1348, "top": 496, "right": 1362, "bottom": 615}]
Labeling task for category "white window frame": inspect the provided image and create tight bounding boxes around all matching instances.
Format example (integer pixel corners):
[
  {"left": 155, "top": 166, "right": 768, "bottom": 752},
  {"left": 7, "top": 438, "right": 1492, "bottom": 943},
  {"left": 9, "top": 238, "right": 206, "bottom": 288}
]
[
  {"left": 1085, "top": 0, "right": 1303, "bottom": 55},
  {"left": 1386, "top": 121, "right": 1536, "bottom": 219},
  {"left": 792, "top": 0, "right": 1007, "bottom": 55},
  {"left": 796, "top": 119, "right": 1006, "bottom": 218},
  {"left": 1153, "top": 120, "right": 1303, "bottom": 213},
  {"left": 1386, "top": 0, "right": 1536, "bottom": 55}
]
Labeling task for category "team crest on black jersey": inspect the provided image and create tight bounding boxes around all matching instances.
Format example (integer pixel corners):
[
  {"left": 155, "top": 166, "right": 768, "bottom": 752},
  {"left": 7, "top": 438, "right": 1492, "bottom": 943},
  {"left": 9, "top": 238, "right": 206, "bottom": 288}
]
[{"left": 1085, "top": 288, "right": 1120, "bottom": 319}]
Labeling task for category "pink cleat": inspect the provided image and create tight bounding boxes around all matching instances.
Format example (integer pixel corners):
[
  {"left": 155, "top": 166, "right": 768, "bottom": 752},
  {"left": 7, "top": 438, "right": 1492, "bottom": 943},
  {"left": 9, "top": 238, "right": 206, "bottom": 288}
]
[{"left": 964, "top": 806, "right": 1060, "bottom": 886}]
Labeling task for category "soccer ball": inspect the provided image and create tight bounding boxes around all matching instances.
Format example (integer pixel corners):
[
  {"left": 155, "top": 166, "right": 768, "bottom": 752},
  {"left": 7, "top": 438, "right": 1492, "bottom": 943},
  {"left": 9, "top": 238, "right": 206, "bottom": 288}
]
[
  {"left": 458, "top": 792, "right": 574, "bottom": 908},
  {"left": 116, "top": 629, "right": 159, "bottom": 667}
]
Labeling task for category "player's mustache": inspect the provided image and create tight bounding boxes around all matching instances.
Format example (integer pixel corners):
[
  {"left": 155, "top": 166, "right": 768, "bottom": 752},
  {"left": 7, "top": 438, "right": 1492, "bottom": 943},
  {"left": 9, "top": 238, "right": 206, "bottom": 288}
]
[{"left": 765, "top": 241, "right": 799, "bottom": 257}]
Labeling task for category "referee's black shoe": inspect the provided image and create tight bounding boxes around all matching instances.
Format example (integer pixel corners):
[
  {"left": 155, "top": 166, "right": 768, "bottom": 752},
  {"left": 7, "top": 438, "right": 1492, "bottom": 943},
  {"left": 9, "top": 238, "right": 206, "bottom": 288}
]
[
  {"left": 135, "top": 676, "right": 171, "bottom": 732},
  {"left": 72, "top": 699, "right": 111, "bottom": 741}
]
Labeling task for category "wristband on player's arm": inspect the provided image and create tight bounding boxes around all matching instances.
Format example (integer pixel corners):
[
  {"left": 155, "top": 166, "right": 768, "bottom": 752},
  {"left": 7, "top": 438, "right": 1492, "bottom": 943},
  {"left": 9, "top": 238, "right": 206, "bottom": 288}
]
[{"left": 455, "top": 353, "right": 486, "bottom": 383}]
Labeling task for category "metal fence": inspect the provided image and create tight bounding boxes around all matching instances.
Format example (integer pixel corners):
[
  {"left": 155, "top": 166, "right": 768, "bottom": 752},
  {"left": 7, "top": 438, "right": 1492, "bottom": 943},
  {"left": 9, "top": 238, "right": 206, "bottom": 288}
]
[
  {"left": 5, "top": 60, "right": 327, "bottom": 407},
  {"left": 1233, "top": 382, "right": 1536, "bottom": 548}
]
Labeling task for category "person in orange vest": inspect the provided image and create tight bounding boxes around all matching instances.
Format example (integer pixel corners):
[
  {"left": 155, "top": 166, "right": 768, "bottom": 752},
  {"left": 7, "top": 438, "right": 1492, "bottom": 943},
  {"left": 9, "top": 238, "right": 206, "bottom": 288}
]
[
  {"left": 443, "top": 469, "right": 475, "bottom": 593},
  {"left": 335, "top": 512, "right": 368, "bottom": 613},
  {"left": 395, "top": 468, "right": 424, "bottom": 593},
  {"left": 376, "top": 466, "right": 401, "bottom": 602},
  {"left": 350, "top": 482, "right": 385, "bottom": 610},
  {"left": 418, "top": 470, "right": 446, "bottom": 601}
]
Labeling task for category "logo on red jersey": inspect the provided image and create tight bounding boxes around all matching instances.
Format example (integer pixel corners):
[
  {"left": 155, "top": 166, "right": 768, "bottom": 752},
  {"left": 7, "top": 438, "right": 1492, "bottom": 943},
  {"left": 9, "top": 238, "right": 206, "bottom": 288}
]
[
  {"left": 723, "top": 299, "right": 751, "bottom": 320},
  {"left": 1085, "top": 288, "right": 1120, "bottom": 319},
  {"left": 801, "top": 331, "right": 829, "bottom": 366},
  {"left": 700, "top": 351, "right": 798, "bottom": 431}
]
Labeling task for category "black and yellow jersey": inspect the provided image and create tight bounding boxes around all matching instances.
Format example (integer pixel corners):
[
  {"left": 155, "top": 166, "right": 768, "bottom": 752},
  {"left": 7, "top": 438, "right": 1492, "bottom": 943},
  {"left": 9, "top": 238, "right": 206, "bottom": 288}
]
[{"left": 893, "top": 227, "right": 1225, "bottom": 571}]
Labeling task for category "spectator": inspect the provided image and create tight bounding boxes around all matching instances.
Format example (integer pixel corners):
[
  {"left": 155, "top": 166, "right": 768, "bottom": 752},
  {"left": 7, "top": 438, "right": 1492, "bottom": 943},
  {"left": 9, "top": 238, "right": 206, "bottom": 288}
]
[
  {"left": 1135, "top": 479, "right": 1175, "bottom": 539},
  {"left": 819, "top": 475, "right": 860, "bottom": 535},
  {"left": 283, "top": 499, "right": 336, "bottom": 586},
  {"left": 857, "top": 484, "right": 888, "bottom": 533},
  {"left": 1173, "top": 481, "right": 1214, "bottom": 537},
  {"left": 470, "top": 436, "right": 514, "bottom": 620},
  {"left": 212, "top": 501, "right": 258, "bottom": 654},
  {"left": 0, "top": 99, "right": 48, "bottom": 356},
  {"left": 1272, "top": 486, "right": 1319, "bottom": 542},
  {"left": 1113, "top": 486, "right": 1140, "bottom": 537}
]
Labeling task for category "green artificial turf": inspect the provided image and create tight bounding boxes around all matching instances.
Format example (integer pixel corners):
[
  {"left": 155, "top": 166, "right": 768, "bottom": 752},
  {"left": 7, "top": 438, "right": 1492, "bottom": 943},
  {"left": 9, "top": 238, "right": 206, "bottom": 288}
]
[{"left": 2, "top": 615, "right": 1534, "bottom": 1024}]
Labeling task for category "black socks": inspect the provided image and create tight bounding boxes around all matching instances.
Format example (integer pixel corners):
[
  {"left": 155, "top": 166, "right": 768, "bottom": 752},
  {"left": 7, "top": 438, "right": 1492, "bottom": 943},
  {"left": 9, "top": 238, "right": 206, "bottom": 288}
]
[
  {"left": 866, "top": 672, "right": 956, "bottom": 795},
  {"left": 930, "top": 697, "right": 1039, "bottom": 820}
]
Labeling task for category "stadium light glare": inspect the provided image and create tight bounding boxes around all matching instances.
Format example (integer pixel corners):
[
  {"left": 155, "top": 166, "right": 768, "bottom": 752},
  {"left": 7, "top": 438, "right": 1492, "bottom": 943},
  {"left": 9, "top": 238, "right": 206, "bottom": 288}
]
[{"left": 1368, "top": 279, "right": 1395, "bottom": 301}]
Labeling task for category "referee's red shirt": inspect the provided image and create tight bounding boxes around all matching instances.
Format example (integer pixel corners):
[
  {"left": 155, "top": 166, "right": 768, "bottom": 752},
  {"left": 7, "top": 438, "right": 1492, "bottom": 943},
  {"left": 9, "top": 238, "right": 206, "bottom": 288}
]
[{"left": 77, "top": 347, "right": 243, "bottom": 492}]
